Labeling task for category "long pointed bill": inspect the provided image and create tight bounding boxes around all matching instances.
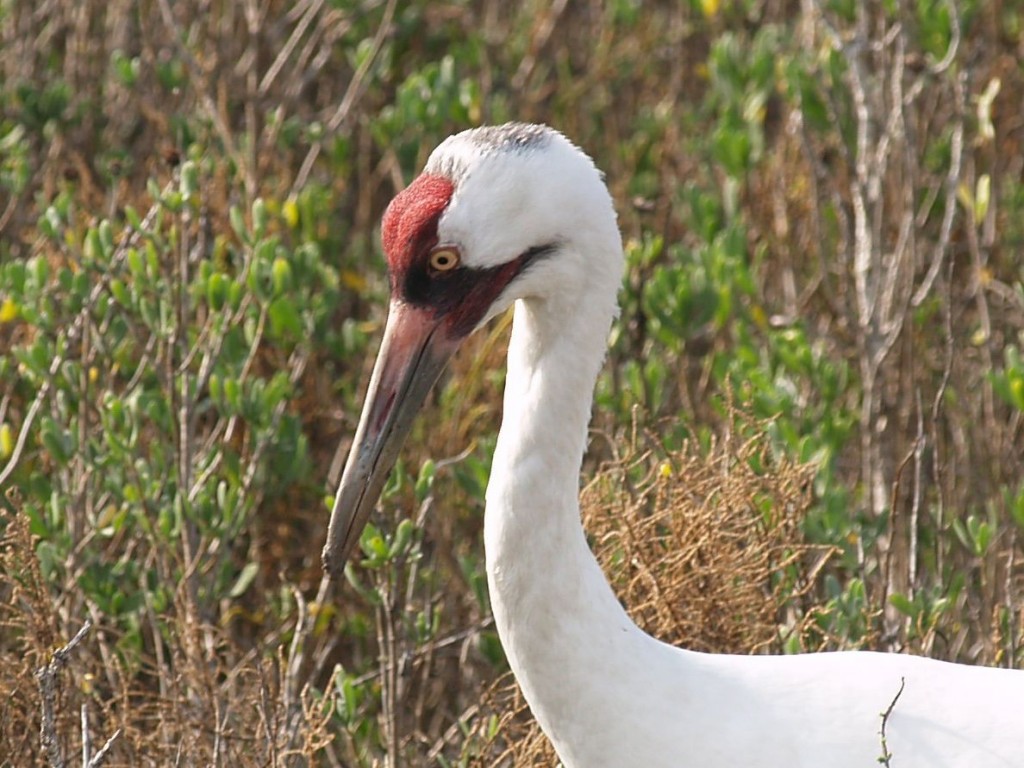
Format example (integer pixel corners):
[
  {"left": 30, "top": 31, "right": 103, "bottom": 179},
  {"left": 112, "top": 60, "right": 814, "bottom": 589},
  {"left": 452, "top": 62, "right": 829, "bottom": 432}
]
[{"left": 322, "top": 301, "right": 458, "bottom": 577}]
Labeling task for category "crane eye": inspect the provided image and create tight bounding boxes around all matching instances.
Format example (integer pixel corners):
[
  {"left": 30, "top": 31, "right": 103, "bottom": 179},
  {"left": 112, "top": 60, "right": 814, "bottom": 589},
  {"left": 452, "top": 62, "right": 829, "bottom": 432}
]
[{"left": 428, "top": 247, "right": 460, "bottom": 273}]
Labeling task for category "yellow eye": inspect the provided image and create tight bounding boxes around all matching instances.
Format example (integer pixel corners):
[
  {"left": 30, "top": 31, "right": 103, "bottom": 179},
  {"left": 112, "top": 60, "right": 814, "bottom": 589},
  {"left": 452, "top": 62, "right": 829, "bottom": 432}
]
[{"left": 429, "top": 247, "right": 460, "bottom": 272}]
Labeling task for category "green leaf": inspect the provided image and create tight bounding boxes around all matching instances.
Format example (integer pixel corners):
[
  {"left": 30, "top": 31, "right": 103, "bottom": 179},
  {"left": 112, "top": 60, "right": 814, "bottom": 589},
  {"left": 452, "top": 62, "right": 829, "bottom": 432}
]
[
  {"left": 390, "top": 518, "right": 416, "bottom": 558},
  {"left": 888, "top": 593, "right": 916, "bottom": 618},
  {"left": 180, "top": 160, "right": 200, "bottom": 198},
  {"left": 229, "top": 204, "right": 247, "bottom": 243},
  {"left": 207, "top": 272, "right": 228, "bottom": 311},
  {"left": 268, "top": 296, "right": 302, "bottom": 339},
  {"left": 271, "top": 257, "right": 292, "bottom": 296},
  {"left": 228, "top": 562, "right": 259, "bottom": 598},
  {"left": 415, "top": 458, "right": 436, "bottom": 503},
  {"left": 477, "top": 630, "right": 506, "bottom": 668},
  {"left": 252, "top": 197, "right": 268, "bottom": 239}
]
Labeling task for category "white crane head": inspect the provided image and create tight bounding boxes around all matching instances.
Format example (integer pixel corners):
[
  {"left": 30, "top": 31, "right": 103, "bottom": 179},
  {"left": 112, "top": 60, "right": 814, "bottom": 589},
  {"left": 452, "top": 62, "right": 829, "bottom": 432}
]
[{"left": 322, "top": 123, "right": 620, "bottom": 574}]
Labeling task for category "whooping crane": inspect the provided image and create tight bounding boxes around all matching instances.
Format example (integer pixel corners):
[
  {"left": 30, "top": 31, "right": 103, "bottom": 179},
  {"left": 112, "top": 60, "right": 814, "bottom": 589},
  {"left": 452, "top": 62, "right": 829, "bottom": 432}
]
[{"left": 323, "top": 123, "right": 1024, "bottom": 768}]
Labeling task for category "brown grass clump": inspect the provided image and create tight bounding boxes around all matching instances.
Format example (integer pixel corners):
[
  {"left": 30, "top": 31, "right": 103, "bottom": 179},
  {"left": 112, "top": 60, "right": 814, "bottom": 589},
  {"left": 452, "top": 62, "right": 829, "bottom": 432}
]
[
  {"left": 0, "top": 495, "right": 61, "bottom": 761},
  {"left": 450, "top": 424, "right": 827, "bottom": 766},
  {"left": 0, "top": 493, "right": 335, "bottom": 767}
]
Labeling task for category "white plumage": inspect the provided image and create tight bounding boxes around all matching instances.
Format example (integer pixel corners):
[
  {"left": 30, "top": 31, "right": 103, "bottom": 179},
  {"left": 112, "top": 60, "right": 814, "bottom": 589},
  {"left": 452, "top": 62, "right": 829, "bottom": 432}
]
[{"left": 324, "top": 123, "right": 1024, "bottom": 767}]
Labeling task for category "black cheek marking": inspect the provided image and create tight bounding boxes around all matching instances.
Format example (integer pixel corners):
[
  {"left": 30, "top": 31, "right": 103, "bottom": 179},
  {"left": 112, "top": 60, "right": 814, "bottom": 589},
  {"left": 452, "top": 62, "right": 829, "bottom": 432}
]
[
  {"left": 520, "top": 243, "right": 558, "bottom": 263},
  {"left": 401, "top": 264, "right": 477, "bottom": 313},
  {"left": 399, "top": 243, "right": 558, "bottom": 337}
]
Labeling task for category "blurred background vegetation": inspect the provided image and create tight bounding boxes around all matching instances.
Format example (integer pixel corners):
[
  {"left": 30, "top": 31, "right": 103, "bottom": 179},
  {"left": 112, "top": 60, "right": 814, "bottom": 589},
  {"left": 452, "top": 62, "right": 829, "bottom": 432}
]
[{"left": 1, "top": 0, "right": 1023, "bottom": 764}]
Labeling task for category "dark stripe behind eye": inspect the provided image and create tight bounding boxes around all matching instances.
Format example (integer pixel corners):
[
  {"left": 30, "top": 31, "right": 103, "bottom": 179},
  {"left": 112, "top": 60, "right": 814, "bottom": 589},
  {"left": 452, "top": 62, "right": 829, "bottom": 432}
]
[{"left": 521, "top": 243, "right": 558, "bottom": 263}]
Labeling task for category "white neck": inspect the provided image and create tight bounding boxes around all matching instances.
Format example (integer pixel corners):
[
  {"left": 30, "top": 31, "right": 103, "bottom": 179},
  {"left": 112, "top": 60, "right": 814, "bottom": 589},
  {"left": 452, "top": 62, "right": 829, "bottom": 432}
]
[{"left": 483, "top": 242, "right": 655, "bottom": 756}]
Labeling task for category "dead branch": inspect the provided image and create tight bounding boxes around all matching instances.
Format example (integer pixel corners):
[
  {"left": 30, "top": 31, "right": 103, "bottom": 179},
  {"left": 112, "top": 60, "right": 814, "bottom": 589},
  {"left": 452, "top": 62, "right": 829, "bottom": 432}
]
[{"left": 878, "top": 676, "right": 906, "bottom": 767}]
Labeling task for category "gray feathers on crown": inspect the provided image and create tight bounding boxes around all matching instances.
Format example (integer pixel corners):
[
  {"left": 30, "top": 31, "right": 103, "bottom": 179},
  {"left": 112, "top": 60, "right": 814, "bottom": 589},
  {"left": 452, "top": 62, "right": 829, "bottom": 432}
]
[{"left": 425, "top": 122, "right": 554, "bottom": 182}]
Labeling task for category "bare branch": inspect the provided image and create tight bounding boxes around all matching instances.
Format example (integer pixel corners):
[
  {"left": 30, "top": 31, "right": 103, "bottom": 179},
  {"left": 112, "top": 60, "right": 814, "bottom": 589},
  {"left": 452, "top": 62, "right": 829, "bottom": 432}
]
[
  {"left": 291, "top": 0, "right": 399, "bottom": 194},
  {"left": 86, "top": 728, "right": 121, "bottom": 768},
  {"left": 36, "top": 620, "right": 93, "bottom": 768},
  {"left": 878, "top": 676, "right": 906, "bottom": 767}
]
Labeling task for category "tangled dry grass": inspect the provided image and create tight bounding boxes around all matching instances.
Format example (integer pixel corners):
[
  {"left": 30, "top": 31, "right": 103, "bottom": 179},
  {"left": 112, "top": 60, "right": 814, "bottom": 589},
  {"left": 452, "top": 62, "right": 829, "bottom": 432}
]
[{"left": 0, "top": 494, "right": 336, "bottom": 767}]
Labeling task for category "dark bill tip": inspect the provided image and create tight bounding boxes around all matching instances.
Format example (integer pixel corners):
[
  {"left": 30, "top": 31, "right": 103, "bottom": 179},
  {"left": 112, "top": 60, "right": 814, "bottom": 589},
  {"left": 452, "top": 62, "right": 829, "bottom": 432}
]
[{"left": 322, "top": 302, "right": 457, "bottom": 577}]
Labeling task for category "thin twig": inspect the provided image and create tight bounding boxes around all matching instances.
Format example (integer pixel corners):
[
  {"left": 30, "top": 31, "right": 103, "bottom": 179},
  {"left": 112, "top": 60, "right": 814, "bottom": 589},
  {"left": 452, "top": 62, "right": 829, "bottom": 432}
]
[
  {"left": 86, "top": 728, "right": 122, "bottom": 768},
  {"left": 259, "top": 0, "right": 326, "bottom": 96},
  {"left": 0, "top": 372, "right": 54, "bottom": 488},
  {"left": 81, "top": 704, "right": 90, "bottom": 766},
  {"left": 154, "top": 0, "right": 250, "bottom": 197},
  {"left": 878, "top": 676, "right": 906, "bottom": 767},
  {"left": 291, "top": 0, "right": 398, "bottom": 194},
  {"left": 349, "top": 617, "right": 495, "bottom": 687},
  {"left": 36, "top": 620, "right": 93, "bottom": 768}
]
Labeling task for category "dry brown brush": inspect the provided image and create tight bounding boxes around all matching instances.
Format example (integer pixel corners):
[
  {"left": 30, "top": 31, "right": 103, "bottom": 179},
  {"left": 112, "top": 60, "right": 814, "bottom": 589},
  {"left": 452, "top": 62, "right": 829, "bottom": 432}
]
[{"left": 0, "top": 495, "right": 335, "bottom": 767}]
